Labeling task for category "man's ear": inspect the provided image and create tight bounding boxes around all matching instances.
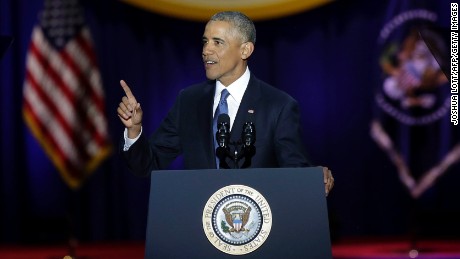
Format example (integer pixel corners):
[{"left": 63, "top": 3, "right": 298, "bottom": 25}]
[{"left": 241, "top": 42, "right": 254, "bottom": 60}]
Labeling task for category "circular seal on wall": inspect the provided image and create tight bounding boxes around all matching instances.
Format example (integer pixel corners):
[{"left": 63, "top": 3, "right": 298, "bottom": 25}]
[
  {"left": 375, "top": 9, "right": 450, "bottom": 126},
  {"left": 202, "top": 185, "right": 272, "bottom": 255}
]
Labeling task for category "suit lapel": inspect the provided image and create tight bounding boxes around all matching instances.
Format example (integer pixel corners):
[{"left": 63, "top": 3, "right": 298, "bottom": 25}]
[{"left": 231, "top": 75, "right": 261, "bottom": 143}]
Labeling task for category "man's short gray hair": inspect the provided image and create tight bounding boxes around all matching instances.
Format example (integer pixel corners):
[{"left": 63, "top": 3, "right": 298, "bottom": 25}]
[{"left": 209, "top": 11, "right": 256, "bottom": 44}]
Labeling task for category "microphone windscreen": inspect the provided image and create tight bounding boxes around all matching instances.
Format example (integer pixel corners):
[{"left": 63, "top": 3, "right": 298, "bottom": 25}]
[
  {"left": 217, "top": 113, "right": 230, "bottom": 125},
  {"left": 247, "top": 113, "right": 254, "bottom": 123}
]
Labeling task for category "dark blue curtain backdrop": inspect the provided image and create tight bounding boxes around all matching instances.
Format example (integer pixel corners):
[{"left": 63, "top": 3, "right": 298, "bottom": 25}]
[{"left": 1, "top": 0, "right": 458, "bottom": 243}]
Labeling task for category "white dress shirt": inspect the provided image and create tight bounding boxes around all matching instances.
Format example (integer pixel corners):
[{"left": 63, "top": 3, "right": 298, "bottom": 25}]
[{"left": 213, "top": 67, "right": 250, "bottom": 130}]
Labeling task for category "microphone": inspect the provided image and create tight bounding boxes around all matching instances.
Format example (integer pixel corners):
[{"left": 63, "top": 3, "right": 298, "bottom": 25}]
[
  {"left": 242, "top": 111, "right": 256, "bottom": 146},
  {"left": 216, "top": 114, "right": 230, "bottom": 148},
  {"left": 216, "top": 114, "right": 230, "bottom": 169},
  {"left": 241, "top": 111, "right": 256, "bottom": 168}
]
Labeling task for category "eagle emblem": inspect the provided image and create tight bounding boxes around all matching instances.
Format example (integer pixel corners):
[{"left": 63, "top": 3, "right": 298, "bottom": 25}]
[{"left": 222, "top": 204, "right": 251, "bottom": 233}]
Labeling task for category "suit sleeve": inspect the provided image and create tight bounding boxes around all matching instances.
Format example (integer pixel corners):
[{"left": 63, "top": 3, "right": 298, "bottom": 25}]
[
  {"left": 121, "top": 92, "right": 183, "bottom": 176},
  {"left": 273, "top": 99, "right": 312, "bottom": 167}
]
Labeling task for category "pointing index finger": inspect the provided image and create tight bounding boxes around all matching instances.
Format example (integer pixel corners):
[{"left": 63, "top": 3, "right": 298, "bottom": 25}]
[{"left": 120, "top": 80, "right": 137, "bottom": 103}]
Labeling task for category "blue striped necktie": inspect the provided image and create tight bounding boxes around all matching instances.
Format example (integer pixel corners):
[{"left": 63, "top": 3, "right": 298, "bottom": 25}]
[{"left": 213, "top": 89, "right": 230, "bottom": 168}]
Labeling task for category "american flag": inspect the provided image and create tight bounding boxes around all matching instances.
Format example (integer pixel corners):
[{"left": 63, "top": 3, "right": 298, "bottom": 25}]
[{"left": 22, "top": 0, "right": 111, "bottom": 189}]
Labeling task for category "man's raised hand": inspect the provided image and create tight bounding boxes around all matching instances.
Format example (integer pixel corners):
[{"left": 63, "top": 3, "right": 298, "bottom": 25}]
[{"left": 117, "top": 80, "right": 143, "bottom": 138}]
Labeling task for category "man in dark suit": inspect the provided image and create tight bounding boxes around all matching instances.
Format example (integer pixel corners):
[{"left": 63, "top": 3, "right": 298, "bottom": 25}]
[{"left": 117, "top": 11, "right": 334, "bottom": 195}]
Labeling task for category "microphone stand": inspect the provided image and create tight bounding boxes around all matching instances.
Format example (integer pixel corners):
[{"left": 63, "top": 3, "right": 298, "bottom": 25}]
[
  {"left": 233, "top": 148, "right": 239, "bottom": 169},
  {"left": 217, "top": 140, "right": 254, "bottom": 169},
  {"left": 215, "top": 118, "right": 256, "bottom": 169}
]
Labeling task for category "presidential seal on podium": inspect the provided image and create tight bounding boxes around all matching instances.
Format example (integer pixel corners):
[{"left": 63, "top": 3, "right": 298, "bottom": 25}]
[{"left": 202, "top": 185, "right": 272, "bottom": 255}]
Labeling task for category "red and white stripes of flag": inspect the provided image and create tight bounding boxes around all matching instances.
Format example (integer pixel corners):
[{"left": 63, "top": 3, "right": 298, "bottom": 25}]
[{"left": 23, "top": 0, "right": 111, "bottom": 189}]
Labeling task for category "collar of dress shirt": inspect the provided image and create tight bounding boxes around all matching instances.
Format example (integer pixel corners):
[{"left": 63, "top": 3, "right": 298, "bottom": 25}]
[
  {"left": 214, "top": 66, "right": 250, "bottom": 105},
  {"left": 213, "top": 67, "right": 250, "bottom": 130}
]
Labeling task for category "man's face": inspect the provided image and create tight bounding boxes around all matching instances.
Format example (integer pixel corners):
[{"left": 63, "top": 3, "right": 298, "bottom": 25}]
[{"left": 202, "top": 21, "right": 246, "bottom": 86}]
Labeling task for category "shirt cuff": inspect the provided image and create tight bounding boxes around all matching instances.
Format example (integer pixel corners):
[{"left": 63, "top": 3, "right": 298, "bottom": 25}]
[{"left": 123, "top": 127, "right": 142, "bottom": 151}]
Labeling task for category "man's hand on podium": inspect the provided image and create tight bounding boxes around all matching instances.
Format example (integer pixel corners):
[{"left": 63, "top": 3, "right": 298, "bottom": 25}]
[{"left": 322, "top": 166, "right": 334, "bottom": 197}]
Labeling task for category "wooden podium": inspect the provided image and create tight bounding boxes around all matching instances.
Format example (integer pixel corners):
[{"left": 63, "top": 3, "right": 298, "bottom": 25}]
[{"left": 145, "top": 167, "right": 332, "bottom": 258}]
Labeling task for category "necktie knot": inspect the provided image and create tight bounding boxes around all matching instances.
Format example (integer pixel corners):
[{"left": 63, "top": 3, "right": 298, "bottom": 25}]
[
  {"left": 219, "top": 89, "right": 230, "bottom": 105},
  {"left": 214, "top": 89, "right": 230, "bottom": 118}
]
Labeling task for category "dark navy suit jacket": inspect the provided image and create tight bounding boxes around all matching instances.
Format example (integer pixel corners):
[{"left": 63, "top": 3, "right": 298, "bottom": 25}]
[{"left": 122, "top": 74, "right": 311, "bottom": 176}]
